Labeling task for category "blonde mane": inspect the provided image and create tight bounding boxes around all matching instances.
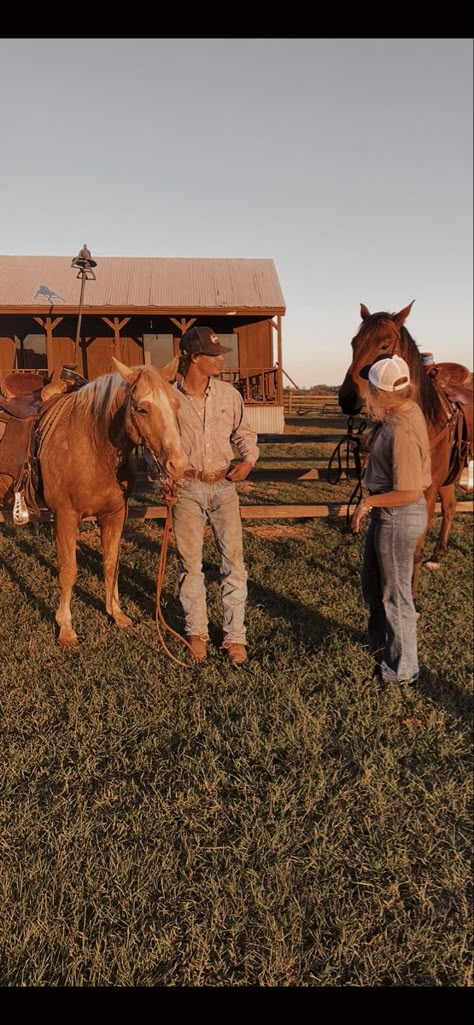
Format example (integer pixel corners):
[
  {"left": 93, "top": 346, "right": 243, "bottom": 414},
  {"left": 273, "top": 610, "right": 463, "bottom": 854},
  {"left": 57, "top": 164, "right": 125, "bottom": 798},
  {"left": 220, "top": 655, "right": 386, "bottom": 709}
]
[{"left": 39, "top": 373, "right": 128, "bottom": 452}]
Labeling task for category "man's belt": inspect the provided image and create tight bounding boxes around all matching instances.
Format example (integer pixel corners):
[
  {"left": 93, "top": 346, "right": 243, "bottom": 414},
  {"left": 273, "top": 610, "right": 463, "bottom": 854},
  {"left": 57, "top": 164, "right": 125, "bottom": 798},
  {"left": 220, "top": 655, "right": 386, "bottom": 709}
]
[{"left": 184, "top": 468, "right": 229, "bottom": 483}]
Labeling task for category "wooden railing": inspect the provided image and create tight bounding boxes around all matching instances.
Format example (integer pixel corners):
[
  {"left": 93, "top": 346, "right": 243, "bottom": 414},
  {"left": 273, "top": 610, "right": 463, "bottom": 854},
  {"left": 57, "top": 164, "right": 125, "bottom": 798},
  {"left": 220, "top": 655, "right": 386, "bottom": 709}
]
[
  {"left": 284, "top": 389, "right": 340, "bottom": 416},
  {"left": 220, "top": 367, "right": 280, "bottom": 403}
]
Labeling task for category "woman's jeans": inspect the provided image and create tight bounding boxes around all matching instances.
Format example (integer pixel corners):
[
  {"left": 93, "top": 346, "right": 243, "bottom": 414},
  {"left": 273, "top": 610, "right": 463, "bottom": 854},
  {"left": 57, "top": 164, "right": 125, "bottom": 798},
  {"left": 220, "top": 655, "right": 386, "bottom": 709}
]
[
  {"left": 172, "top": 478, "right": 248, "bottom": 644},
  {"left": 361, "top": 498, "right": 427, "bottom": 683}
]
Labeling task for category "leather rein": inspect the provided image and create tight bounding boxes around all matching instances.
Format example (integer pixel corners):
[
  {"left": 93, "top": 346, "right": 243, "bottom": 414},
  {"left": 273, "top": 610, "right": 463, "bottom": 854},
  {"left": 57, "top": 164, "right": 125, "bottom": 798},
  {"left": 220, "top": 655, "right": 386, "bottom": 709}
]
[{"left": 128, "top": 401, "right": 197, "bottom": 668}]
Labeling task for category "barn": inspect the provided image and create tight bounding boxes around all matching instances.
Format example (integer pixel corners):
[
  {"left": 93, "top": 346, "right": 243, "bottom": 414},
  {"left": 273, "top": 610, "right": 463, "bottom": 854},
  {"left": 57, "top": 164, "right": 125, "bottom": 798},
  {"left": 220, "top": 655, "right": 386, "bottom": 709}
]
[{"left": 0, "top": 254, "right": 287, "bottom": 432}]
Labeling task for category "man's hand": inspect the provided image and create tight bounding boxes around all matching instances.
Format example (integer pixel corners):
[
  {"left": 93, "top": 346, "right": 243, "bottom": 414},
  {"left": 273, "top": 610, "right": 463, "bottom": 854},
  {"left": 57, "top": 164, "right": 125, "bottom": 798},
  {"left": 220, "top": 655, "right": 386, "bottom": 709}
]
[{"left": 226, "top": 460, "right": 253, "bottom": 483}]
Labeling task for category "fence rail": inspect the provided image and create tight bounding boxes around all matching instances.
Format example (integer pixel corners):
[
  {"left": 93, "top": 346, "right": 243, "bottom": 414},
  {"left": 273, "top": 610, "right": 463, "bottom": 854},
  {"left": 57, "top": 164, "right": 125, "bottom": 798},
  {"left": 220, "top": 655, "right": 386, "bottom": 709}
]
[
  {"left": 1, "top": 501, "right": 472, "bottom": 525},
  {"left": 1, "top": 424, "right": 472, "bottom": 524},
  {"left": 283, "top": 390, "right": 340, "bottom": 415}
]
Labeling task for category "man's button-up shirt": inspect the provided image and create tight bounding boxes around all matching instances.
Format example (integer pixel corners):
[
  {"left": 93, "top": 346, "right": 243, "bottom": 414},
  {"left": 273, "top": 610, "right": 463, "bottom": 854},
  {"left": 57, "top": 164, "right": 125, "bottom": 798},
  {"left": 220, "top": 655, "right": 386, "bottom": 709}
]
[{"left": 175, "top": 377, "right": 259, "bottom": 471}]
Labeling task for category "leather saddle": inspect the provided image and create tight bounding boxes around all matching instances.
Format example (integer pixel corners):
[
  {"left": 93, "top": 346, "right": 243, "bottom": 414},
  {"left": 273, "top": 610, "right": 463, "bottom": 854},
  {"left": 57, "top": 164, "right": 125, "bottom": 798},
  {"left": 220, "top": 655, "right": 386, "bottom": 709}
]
[
  {"left": 0, "top": 367, "right": 88, "bottom": 523},
  {"left": 426, "top": 362, "right": 473, "bottom": 485},
  {"left": 427, "top": 362, "right": 473, "bottom": 407}
]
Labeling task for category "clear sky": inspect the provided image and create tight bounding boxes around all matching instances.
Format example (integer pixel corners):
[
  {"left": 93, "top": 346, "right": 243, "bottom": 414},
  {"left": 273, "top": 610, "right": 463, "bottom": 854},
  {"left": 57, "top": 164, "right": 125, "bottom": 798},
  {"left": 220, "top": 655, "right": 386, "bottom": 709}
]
[{"left": 0, "top": 38, "right": 472, "bottom": 385}]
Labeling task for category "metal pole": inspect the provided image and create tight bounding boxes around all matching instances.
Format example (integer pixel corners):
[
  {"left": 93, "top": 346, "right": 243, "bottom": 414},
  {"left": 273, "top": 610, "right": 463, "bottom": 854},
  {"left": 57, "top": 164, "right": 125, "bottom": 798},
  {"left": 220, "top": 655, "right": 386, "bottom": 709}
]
[{"left": 72, "top": 269, "right": 87, "bottom": 368}]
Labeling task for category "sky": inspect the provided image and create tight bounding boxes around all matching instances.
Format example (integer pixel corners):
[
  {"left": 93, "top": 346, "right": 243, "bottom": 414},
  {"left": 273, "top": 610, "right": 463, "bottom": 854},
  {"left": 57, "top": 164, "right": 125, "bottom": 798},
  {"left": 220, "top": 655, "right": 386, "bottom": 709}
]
[{"left": 0, "top": 38, "right": 472, "bottom": 385}]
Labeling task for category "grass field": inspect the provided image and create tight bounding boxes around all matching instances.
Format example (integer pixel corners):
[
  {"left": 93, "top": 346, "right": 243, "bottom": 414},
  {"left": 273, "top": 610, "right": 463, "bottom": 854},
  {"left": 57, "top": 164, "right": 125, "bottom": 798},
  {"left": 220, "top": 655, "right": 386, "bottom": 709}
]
[{"left": 0, "top": 424, "right": 472, "bottom": 987}]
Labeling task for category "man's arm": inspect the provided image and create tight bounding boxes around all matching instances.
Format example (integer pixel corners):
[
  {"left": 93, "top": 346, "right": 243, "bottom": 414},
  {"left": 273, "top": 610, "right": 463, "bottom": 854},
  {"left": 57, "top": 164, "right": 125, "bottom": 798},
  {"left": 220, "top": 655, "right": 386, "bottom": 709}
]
[{"left": 227, "top": 390, "right": 259, "bottom": 481}]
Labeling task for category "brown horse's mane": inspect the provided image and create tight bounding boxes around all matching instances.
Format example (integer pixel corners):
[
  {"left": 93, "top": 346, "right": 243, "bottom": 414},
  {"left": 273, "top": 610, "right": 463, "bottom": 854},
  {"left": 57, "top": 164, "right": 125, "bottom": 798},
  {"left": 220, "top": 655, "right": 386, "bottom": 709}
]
[
  {"left": 39, "top": 372, "right": 128, "bottom": 451},
  {"left": 398, "top": 325, "right": 444, "bottom": 427},
  {"left": 358, "top": 313, "right": 444, "bottom": 427}
]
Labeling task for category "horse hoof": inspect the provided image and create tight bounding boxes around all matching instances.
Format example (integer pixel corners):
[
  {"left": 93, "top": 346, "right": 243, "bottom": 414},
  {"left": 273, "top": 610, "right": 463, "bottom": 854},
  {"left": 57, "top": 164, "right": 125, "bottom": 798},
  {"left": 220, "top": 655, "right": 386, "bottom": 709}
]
[
  {"left": 58, "top": 631, "right": 79, "bottom": 647},
  {"left": 425, "top": 560, "right": 440, "bottom": 570},
  {"left": 114, "top": 613, "right": 132, "bottom": 628}
]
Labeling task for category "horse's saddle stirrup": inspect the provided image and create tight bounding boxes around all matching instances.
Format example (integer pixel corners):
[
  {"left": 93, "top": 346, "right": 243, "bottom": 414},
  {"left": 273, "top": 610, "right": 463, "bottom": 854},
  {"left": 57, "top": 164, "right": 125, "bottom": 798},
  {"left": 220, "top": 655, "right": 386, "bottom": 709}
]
[{"left": 13, "top": 490, "right": 29, "bottom": 525}]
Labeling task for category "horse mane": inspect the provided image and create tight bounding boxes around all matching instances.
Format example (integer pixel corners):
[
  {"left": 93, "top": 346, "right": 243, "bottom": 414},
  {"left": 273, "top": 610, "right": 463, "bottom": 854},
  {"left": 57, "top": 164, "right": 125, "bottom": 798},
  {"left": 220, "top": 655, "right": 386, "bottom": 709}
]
[
  {"left": 397, "top": 325, "right": 444, "bottom": 427},
  {"left": 39, "top": 373, "right": 128, "bottom": 449}
]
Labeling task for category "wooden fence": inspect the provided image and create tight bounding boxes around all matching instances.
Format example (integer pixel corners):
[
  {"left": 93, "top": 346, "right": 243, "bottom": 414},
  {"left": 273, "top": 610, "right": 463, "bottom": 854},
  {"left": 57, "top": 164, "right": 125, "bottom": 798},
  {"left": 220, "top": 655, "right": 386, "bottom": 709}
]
[
  {"left": 1, "top": 427, "right": 472, "bottom": 523},
  {"left": 283, "top": 389, "right": 340, "bottom": 416}
]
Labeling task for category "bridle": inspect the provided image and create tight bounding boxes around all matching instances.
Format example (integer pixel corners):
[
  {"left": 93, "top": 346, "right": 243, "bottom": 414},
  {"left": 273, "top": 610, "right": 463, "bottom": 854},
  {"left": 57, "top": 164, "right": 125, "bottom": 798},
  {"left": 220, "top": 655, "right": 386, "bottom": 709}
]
[{"left": 329, "top": 319, "right": 401, "bottom": 523}]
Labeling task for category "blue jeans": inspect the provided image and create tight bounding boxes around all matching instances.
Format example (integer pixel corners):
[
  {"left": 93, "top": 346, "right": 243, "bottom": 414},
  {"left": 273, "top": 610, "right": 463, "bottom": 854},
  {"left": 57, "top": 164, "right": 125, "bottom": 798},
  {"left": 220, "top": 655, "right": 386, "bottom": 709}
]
[
  {"left": 172, "top": 478, "right": 248, "bottom": 644},
  {"left": 361, "top": 498, "right": 427, "bottom": 683}
]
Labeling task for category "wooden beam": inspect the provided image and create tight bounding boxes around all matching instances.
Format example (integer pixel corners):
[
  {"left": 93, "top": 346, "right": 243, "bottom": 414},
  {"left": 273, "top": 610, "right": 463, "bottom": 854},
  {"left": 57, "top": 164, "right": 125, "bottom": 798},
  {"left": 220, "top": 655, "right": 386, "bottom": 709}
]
[
  {"left": 101, "top": 315, "right": 132, "bottom": 360},
  {"left": 2, "top": 501, "right": 471, "bottom": 524},
  {"left": 276, "top": 316, "right": 283, "bottom": 405},
  {"left": 33, "top": 316, "right": 63, "bottom": 371},
  {"left": 3, "top": 306, "right": 286, "bottom": 317},
  {"left": 169, "top": 317, "right": 196, "bottom": 335}
]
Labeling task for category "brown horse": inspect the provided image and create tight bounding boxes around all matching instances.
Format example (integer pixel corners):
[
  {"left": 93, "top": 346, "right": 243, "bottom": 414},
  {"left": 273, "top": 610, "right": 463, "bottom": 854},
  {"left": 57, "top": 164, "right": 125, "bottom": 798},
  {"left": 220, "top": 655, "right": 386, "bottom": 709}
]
[
  {"left": 33, "top": 357, "right": 187, "bottom": 647},
  {"left": 338, "top": 302, "right": 473, "bottom": 597}
]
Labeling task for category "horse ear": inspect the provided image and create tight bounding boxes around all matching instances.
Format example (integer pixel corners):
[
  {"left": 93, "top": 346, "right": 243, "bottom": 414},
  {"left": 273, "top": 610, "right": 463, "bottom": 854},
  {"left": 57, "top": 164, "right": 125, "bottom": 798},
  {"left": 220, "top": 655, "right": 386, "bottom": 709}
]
[
  {"left": 360, "top": 304, "right": 371, "bottom": 320},
  {"left": 160, "top": 354, "right": 180, "bottom": 382},
  {"left": 393, "top": 300, "right": 415, "bottom": 327},
  {"left": 111, "top": 357, "right": 136, "bottom": 383}
]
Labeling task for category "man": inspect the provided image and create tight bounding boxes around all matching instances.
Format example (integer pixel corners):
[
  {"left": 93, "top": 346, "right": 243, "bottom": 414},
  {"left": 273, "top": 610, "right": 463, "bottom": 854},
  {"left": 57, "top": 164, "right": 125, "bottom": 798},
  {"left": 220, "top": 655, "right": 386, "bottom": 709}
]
[{"left": 173, "top": 325, "right": 259, "bottom": 665}]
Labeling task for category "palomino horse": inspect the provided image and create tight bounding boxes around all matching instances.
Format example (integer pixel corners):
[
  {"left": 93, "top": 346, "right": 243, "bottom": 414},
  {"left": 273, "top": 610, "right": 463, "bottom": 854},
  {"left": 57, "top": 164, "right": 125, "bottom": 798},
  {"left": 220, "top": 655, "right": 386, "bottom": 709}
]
[
  {"left": 31, "top": 357, "right": 186, "bottom": 647},
  {"left": 338, "top": 302, "right": 473, "bottom": 598}
]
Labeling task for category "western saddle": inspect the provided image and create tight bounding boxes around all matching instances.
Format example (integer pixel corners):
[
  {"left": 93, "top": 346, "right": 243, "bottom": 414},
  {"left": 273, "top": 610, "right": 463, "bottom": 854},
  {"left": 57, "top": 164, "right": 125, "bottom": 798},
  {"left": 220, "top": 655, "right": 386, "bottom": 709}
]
[
  {"left": 0, "top": 367, "right": 87, "bottom": 524},
  {"left": 426, "top": 362, "right": 473, "bottom": 486}
]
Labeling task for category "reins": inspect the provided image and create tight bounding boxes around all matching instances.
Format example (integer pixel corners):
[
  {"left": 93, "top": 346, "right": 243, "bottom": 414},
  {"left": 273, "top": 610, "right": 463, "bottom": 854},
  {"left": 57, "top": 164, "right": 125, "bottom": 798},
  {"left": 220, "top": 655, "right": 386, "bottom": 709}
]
[
  {"left": 152, "top": 471, "right": 198, "bottom": 668},
  {"left": 328, "top": 416, "right": 369, "bottom": 525},
  {"left": 129, "top": 398, "right": 198, "bottom": 668}
]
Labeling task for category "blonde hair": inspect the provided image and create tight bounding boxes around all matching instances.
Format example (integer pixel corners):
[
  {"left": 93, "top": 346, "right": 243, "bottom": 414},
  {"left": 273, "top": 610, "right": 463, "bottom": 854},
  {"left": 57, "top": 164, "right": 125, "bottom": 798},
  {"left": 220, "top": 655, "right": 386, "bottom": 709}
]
[{"left": 366, "top": 380, "right": 414, "bottom": 421}]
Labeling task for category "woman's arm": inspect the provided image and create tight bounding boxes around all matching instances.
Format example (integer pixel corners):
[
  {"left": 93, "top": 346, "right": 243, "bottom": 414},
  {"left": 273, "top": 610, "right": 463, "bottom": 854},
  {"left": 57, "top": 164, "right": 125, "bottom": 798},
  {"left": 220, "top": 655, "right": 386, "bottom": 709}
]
[{"left": 351, "top": 489, "right": 423, "bottom": 533}]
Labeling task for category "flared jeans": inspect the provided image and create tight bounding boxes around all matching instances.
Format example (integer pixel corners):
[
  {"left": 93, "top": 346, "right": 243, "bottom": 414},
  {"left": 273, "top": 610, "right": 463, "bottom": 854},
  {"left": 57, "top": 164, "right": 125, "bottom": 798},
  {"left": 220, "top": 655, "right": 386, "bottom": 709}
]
[{"left": 361, "top": 498, "right": 427, "bottom": 683}]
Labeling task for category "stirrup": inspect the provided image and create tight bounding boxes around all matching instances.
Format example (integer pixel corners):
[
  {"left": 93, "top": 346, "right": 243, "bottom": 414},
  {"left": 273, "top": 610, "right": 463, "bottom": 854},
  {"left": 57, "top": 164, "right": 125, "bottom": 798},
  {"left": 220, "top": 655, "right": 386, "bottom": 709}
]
[{"left": 13, "top": 490, "right": 29, "bottom": 525}]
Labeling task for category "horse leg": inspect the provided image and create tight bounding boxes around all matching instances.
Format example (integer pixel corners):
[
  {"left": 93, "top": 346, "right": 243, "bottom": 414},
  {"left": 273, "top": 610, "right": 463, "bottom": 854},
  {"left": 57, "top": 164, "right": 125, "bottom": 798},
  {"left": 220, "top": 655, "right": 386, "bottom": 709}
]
[
  {"left": 425, "top": 482, "right": 457, "bottom": 567},
  {"left": 54, "top": 509, "right": 80, "bottom": 647},
  {"left": 98, "top": 505, "right": 132, "bottom": 628}
]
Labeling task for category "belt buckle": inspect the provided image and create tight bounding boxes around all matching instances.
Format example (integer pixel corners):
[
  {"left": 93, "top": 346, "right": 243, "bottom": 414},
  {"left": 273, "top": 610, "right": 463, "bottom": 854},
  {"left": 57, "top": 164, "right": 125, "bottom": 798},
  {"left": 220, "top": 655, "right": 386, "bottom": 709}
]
[{"left": 206, "top": 470, "right": 219, "bottom": 482}]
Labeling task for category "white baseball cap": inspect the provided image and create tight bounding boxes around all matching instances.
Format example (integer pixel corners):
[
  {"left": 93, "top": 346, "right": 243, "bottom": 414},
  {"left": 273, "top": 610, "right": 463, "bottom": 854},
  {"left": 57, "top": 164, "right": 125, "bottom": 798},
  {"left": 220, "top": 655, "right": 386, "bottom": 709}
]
[{"left": 368, "top": 355, "right": 411, "bottom": 392}]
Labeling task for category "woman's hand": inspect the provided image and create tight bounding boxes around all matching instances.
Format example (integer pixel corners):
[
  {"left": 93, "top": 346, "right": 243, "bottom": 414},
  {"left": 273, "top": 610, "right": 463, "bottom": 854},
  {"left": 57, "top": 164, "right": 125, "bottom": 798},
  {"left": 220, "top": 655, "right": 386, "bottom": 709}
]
[{"left": 351, "top": 499, "right": 371, "bottom": 533}]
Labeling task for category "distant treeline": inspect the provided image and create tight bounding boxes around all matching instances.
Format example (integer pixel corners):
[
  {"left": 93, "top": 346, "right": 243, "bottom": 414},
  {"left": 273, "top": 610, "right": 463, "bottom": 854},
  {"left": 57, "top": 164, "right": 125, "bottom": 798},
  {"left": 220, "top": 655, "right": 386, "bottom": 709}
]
[{"left": 285, "top": 384, "right": 339, "bottom": 394}]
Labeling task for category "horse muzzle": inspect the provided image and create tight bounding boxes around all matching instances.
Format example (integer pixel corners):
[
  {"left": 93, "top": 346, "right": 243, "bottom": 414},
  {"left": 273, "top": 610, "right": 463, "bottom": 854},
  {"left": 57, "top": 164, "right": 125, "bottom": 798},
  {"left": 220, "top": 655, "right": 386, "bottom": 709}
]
[{"left": 338, "top": 374, "right": 363, "bottom": 415}]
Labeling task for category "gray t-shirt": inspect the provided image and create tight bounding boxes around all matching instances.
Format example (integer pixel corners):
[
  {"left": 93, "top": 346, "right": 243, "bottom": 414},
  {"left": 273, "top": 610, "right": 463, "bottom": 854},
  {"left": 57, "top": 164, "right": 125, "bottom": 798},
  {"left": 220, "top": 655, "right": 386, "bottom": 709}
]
[{"left": 363, "top": 403, "right": 432, "bottom": 493}]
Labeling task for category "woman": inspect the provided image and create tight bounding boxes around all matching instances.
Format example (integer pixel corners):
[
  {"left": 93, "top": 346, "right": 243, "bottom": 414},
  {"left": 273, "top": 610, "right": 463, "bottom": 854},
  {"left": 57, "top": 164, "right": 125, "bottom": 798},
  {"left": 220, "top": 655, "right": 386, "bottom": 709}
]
[{"left": 351, "top": 355, "right": 431, "bottom": 684}]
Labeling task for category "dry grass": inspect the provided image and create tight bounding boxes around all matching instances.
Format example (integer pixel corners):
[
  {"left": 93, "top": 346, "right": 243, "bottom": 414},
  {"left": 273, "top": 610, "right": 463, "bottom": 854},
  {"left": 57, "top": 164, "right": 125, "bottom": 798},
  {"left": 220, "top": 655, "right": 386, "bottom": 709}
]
[{"left": 0, "top": 421, "right": 472, "bottom": 987}]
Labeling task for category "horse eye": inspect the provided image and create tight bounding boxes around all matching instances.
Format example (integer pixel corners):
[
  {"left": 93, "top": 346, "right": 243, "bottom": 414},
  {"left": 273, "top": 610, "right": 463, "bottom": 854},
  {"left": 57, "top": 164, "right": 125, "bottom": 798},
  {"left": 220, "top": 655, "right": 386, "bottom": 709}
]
[
  {"left": 132, "top": 404, "right": 148, "bottom": 415},
  {"left": 380, "top": 344, "right": 390, "bottom": 350}
]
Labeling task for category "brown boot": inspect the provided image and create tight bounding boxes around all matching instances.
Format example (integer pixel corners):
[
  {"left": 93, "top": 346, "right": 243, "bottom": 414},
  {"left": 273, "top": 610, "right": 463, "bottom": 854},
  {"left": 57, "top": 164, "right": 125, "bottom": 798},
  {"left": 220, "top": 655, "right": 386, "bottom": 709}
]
[
  {"left": 188, "top": 634, "right": 208, "bottom": 661},
  {"left": 223, "top": 642, "right": 247, "bottom": 665}
]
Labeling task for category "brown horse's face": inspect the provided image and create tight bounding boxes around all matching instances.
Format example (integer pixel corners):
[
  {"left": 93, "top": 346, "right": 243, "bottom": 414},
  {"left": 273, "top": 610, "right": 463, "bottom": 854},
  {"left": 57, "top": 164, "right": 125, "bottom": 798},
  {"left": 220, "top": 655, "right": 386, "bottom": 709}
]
[
  {"left": 338, "top": 301, "right": 415, "bottom": 415},
  {"left": 113, "top": 358, "right": 187, "bottom": 480}
]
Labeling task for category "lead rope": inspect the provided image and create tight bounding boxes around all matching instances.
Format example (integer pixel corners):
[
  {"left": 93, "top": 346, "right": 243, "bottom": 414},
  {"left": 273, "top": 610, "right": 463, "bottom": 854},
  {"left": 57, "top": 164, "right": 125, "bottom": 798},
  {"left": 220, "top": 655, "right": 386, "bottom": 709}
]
[
  {"left": 154, "top": 475, "right": 197, "bottom": 667},
  {"left": 327, "top": 416, "right": 368, "bottom": 525}
]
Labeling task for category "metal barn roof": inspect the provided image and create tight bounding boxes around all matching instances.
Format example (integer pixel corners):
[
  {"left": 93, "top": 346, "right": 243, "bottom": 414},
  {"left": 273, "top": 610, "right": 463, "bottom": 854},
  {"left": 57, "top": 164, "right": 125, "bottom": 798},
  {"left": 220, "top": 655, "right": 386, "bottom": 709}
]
[{"left": 0, "top": 256, "right": 286, "bottom": 313}]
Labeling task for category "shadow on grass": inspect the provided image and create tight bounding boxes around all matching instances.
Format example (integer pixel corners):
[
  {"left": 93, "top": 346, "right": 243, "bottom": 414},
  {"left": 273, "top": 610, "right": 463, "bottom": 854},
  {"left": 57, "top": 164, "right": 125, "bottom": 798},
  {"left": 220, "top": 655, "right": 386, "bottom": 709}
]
[
  {"left": 0, "top": 551, "right": 53, "bottom": 622},
  {"left": 416, "top": 668, "right": 473, "bottom": 726},
  {"left": 5, "top": 536, "right": 115, "bottom": 625},
  {"left": 247, "top": 578, "right": 343, "bottom": 651}
]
